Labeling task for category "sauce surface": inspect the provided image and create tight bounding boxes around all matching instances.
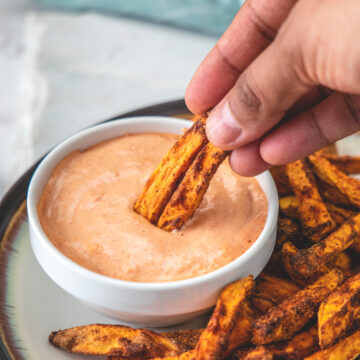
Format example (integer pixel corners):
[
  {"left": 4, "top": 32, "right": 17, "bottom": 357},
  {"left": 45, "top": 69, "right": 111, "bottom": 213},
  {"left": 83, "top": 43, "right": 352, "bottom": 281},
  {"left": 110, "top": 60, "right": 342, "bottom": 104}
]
[{"left": 38, "top": 133, "right": 267, "bottom": 282}]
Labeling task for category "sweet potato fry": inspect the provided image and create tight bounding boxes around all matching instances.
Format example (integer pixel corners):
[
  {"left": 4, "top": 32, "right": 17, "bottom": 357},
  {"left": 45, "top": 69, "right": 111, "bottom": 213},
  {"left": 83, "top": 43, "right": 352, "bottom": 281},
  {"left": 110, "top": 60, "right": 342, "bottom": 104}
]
[
  {"left": 268, "top": 326, "right": 319, "bottom": 360},
  {"left": 282, "top": 241, "right": 341, "bottom": 286},
  {"left": 158, "top": 142, "right": 228, "bottom": 231},
  {"left": 279, "top": 195, "right": 354, "bottom": 226},
  {"left": 279, "top": 195, "right": 299, "bottom": 219},
  {"left": 250, "top": 293, "right": 278, "bottom": 314},
  {"left": 134, "top": 116, "right": 208, "bottom": 224},
  {"left": 309, "top": 154, "right": 360, "bottom": 209},
  {"left": 194, "top": 276, "right": 254, "bottom": 360},
  {"left": 251, "top": 269, "right": 344, "bottom": 345},
  {"left": 333, "top": 251, "right": 353, "bottom": 271},
  {"left": 322, "top": 153, "right": 360, "bottom": 174},
  {"left": 281, "top": 213, "right": 360, "bottom": 279},
  {"left": 325, "top": 202, "right": 355, "bottom": 225},
  {"left": 226, "top": 301, "right": 257, "bottom": 356},
  {"left": 242, "top": 346, "right": 273, "bottom": 360},
  {"left": 270, "top": 166, "right": 292, "bottom": 195},
  {"left": 49, "top": 324, "right": 202, "bottom": 357},
  {"left": 255, "top": 273, "right": 301, "bottom": 303},
  {"left": 317, "top": 177, "right": 354, "bottom": 208},
  {"left": 305, "top": 329, "right": 360, "bottom": 360},
  {"left": 285, "top": 159, "right": 336, "bottom": 241},
  {"left": 276, "top": 216, "right": 302, "bottom": 248},
  {"left": 236, "top": 326, "right": 319, "bottom": 360},
  {"left": 318, "top": 272, "right": 360, "bottom": 349}
]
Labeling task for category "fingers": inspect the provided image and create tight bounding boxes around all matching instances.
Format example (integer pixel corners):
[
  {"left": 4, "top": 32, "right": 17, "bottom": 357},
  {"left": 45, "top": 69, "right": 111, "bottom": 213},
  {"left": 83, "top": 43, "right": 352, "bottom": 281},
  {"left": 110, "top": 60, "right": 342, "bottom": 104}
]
[
  {"left": 229, "top": 139, "right": 271, "bottom": 177},
  {"left": 206, "top": 34, "right": 313, "bottom": 150},
  {"left": 185, "top": 0, "right": 298, "bottom": 115},
  {"left": 260, "top": 92, "right": 360, "bottom": 165}
]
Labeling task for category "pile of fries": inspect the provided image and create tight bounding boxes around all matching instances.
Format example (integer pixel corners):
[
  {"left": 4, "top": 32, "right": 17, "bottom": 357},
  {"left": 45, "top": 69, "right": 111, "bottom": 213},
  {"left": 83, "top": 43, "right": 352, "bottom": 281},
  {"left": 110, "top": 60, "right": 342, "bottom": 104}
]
[{"left": 49, "top": 117, "right": 360, "bottom": 359}]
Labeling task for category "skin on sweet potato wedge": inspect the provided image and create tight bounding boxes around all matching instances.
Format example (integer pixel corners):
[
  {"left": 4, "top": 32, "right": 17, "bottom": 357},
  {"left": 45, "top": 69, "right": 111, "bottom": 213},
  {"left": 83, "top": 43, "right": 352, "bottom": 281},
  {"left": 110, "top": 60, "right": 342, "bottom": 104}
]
[
  {"left": 158, "top": 142, "right": 228, "bottom": 231},
  {"left": 281, "top": 213, "right": 360, "bottom": 279},
  {"left": 49, "top": 324, "right": 202, "bottom": 357},
  {"left": 134, "top": 116, "right": 208, "bottom": 224},
  {"left": 305, "top": 329, "right": 360, "bottom": 360},
  {"left": 318, "top": 272, "right": 360, "bottom": 349},
  {"left": 309, "top": 154, "right": 360, "bottom": 209},
  {"left": 251, "top": 269, "right": 344, "bottom": 345},
  {"left": 285, "top": 159, "right": 336, "bottom": 242}
]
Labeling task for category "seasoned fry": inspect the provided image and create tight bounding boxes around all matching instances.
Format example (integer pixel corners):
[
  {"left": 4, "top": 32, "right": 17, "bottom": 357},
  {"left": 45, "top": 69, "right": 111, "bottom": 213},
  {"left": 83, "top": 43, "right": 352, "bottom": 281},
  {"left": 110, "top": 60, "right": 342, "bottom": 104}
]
[
  {"left": 279, "top": 195, "right": 299, "bottom": 219},
  {"left": 158, "top": 142, "right": 228, "bottom": 231},
  {"left": 250, "top": 293, "right": 278, "bottom": 314},
  {"left": 255, "top": 273, "right": 301, "bottom": 303},
  {"left": 226, "top": 301, "right": 257, "bottom": 356},
  {"left": 235, "top": 326, "right": 319, "bottom": 360},
  {"left": 281, "top": 213, "right": 360, "bottom": 279},
  {"left": 242, "top": 346, "right": 273, "bottom": 360},
  {"left": 322, "top": 153, "right": 360, "bottom": 174},
  {"left": 325, "top": 202, "right": 355, "bottom": 225},
  {"left": 268, "top": 326, "right": 319, "bottom": 360},
  {"left": 317, "top": 177, "right": 355, "bottom": 208},
  {"left": 318, "top": 273, "right": 360, "bottom": 349},
  {"left": 285, "top": 159, "right": 336, "bottom": 241},
  {"left": 333, "top": 251, "right": 353, "bottom": 271},
  {"left": 194, "top": 276, "right": 254, "bottom": 360},
  {"left": 279, "top": 194, "right": 354, "bottom": 226},
  {"left": 309, "top": 154, "right": 360, "bottom": 208},
  {"left": 270, "top": 166, "right": 292, "bottom": 195},
  {"left": 252, "top": 269, "right": 344, "bottom": 345},
  {"left": 134, "top": 117, "right": 208, "bottom": 224},
  {"left": 276, "top": 216, "right": 301, "bottom": 248},
  {"left": 49, "top": 324, "right": 201, "bottom": 357},
  {"left": 305, "top": 329, "right": 360, "bottom": 360}
]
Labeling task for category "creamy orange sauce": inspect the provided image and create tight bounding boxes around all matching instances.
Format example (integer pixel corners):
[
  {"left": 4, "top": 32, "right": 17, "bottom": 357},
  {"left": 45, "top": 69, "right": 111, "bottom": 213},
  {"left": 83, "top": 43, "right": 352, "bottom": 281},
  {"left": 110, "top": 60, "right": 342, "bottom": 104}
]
[{"left": 38, "top": 133, "right": 267, "bottom": 282}]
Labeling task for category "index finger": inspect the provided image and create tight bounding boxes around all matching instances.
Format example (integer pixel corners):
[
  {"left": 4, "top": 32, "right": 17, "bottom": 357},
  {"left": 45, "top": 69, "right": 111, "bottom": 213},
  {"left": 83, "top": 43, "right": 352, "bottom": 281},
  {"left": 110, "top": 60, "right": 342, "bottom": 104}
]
[{"left": 185, "top": 0, "right": 298, "bottom": 114}]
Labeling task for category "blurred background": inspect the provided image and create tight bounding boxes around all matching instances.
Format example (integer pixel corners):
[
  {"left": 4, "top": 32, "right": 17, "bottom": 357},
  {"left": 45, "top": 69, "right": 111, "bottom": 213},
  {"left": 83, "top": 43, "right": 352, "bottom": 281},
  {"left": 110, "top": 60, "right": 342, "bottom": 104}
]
[{"left": 0, "top": 0, "right": 244, "bottom": 198}]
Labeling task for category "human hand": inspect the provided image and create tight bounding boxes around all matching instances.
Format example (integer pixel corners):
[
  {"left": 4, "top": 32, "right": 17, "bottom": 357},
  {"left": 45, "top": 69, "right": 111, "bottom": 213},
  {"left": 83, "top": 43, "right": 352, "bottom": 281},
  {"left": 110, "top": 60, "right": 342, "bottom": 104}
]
[{"left": 185, "top": 0, "right": 360, "bottom": 176}]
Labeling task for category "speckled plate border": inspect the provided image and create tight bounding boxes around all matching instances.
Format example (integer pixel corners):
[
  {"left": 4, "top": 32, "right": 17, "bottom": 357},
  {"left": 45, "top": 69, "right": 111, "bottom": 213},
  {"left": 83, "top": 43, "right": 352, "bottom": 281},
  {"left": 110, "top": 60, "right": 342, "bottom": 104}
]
[{"left": 0, "top": 99, "right": 191, "bottom": 360}]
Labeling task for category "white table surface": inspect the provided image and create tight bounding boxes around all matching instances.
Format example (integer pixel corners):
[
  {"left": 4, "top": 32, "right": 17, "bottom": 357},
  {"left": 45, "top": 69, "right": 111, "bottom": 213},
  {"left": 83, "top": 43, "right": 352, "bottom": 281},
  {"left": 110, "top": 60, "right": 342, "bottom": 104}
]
[{"left": 0, "top": 0, "right": 216, "bottom": 198}]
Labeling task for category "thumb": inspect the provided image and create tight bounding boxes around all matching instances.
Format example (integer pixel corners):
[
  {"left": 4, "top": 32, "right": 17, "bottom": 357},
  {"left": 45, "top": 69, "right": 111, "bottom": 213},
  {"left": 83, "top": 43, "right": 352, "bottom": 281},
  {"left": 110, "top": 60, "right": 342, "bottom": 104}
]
[{"left": 206, "top": 8, "right": 314, "bottom": 151}]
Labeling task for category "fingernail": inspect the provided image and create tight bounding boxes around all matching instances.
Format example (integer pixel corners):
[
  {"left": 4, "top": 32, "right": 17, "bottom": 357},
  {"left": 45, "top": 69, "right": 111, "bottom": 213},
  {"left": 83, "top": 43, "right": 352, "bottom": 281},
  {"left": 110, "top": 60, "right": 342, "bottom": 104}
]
[{"left": 207, "top": 102, "right": 242, "bottom": 147}]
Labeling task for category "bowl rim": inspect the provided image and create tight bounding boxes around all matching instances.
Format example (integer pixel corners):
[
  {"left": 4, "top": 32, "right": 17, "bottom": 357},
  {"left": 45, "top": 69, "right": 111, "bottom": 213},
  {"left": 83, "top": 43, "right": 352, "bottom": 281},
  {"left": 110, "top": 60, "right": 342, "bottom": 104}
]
[{"left": 27, "top": 116, "right": 279, "bottom": 291}]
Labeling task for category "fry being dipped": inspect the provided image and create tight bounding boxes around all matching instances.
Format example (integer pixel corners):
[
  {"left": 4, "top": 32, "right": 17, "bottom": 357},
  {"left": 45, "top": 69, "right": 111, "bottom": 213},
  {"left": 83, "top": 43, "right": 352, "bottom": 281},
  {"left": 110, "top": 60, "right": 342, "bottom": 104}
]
[
  {"left": 134, "top": 116, "right": 208, "bottom": 224},
  {"left": 158, "top": 142, "right": 228, "bottom": 231}
]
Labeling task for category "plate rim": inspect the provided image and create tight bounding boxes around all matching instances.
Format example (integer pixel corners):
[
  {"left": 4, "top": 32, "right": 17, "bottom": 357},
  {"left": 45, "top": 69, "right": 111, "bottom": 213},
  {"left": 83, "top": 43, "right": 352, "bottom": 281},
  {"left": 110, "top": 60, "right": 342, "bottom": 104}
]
[{"left": 0, "top": 99, "right": 188, "bottom": 360}]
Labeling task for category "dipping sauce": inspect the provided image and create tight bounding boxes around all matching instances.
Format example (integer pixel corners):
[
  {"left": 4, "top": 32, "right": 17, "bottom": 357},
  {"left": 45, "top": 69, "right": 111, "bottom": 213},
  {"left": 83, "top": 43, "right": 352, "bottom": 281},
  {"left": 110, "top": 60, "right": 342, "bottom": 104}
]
[{"left": 38, "top": 133, "right": 267, "bottom": 282}]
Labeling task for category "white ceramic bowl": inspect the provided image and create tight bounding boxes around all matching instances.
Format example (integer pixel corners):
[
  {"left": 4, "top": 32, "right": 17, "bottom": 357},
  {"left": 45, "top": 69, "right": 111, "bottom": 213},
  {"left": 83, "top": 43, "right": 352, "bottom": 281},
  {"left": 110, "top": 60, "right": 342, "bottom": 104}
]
[{"left": 27, "top": 116, "right": 278, "bottom": 327}]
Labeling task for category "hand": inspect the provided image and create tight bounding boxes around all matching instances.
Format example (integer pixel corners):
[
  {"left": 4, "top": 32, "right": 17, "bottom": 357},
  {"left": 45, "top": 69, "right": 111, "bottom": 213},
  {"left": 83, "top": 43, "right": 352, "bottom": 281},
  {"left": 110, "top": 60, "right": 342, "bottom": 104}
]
[{"left": 185, "top": 0, "right": 360, "bottom": 176}]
